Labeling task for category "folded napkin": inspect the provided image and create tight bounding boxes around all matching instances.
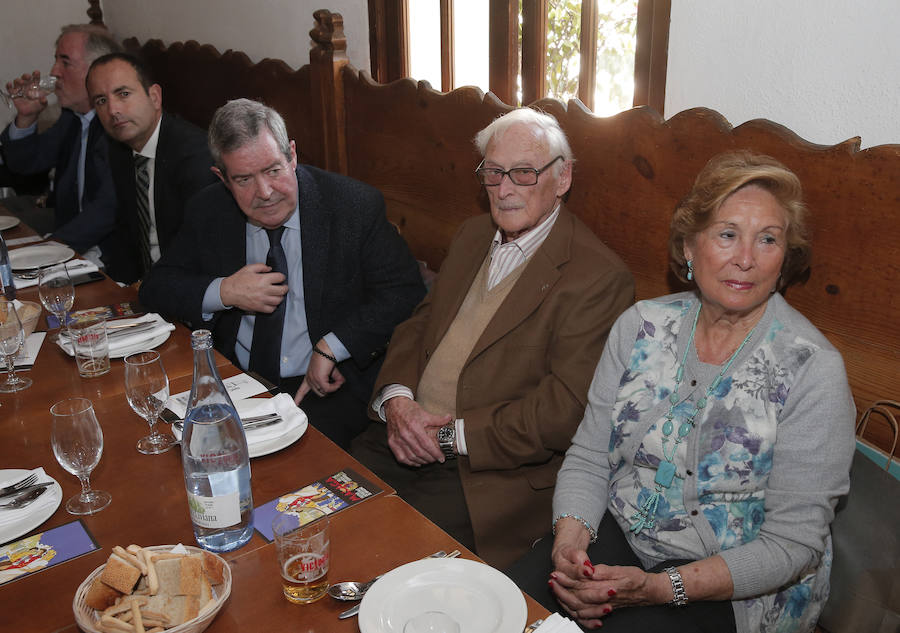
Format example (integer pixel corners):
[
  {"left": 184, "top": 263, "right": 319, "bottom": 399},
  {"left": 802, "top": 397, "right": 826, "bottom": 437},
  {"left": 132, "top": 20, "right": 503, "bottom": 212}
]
[
  {"left": 55, "top": 313, "right": 175, "bottom": 357},
  {"left": 14, "top": 258, "right": 98, "bottom": 290},
  {"left": 0, "top": 468, "right": 60, "bottom": 528},
  {"left": 533, "top": 613, "right": 582, "bottom": 633},
  {"left": 13, "top": 332, "right": 45, "bottom": 369},
  {"left": 166, "top": 373, "right": 269, "bottom": 419},
  {"left": 172, "top": 394, "right": 308, "bottom": 454}
]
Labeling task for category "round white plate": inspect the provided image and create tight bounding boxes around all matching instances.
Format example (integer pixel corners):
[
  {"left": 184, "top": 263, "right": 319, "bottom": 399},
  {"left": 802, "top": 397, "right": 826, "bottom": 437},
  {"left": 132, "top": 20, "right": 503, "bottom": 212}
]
[
  {"left": 359, "top": 558, "right": 527, "bottom": 633},
  {"left": 171, "top": 398, "right": 307, "bottom": 459},
  {"left": 0, "top": 216, "right": 21, "bottom": 231},
  {"left": 110, "top": 329, "right": 171, "bottom": 359},
  {"left": 0, "top": 469, "right": 62, "bottom": 546},
  {"left": 8, "top": 243, "right": 74, "bottom": 270}
]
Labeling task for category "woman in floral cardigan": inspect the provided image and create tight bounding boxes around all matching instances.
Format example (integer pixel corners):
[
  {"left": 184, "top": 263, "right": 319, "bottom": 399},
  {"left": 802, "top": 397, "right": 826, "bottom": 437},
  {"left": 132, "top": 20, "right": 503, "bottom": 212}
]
[{"left": 510, "top": 151, "right": 855, "bottom": 633}]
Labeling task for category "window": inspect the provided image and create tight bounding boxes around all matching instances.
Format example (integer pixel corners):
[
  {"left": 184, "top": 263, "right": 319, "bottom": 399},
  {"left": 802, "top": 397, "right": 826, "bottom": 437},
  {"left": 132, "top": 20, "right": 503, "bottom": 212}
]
[{"left": 368, "top": 0, "right": 670, "bottom": 115}]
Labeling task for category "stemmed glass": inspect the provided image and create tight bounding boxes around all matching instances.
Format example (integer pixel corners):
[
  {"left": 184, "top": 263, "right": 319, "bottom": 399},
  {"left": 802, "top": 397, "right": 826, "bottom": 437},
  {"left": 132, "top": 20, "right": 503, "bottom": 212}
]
[
  {"left": 124, "top": 350, "right": 176, "bottom": 454},
  {"left": 0, "top": 298, "right": 32, "bottom": 392},
  {"left": 50, "top": 397, "right": 111, "bottom": 515},
  {"left": 1, "top": 75, "right": 56, "bottom": 108},
  {"left": 38, "top": 263, "right": 74, "bottom": 342}
]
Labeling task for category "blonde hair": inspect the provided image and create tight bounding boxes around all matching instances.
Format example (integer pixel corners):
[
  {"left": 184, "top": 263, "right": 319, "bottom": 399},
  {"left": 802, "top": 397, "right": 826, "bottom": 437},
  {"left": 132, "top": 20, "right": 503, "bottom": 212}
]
[{"left": 669, "top": 150, "right": 811, "bottom": 291}]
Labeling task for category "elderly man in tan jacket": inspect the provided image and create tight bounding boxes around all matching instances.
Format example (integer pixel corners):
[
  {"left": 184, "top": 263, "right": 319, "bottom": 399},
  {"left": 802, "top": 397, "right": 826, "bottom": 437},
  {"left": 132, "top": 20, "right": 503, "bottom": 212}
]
[{"left": 351, "top": 108, "right": 634, "bottom": 569}]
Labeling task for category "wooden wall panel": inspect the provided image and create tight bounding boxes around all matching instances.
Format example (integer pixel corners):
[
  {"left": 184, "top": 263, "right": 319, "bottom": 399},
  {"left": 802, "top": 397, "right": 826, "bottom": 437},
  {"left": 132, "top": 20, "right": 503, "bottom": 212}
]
[{"left": 123, "top": 38, "right": 318, "bottom": 167}]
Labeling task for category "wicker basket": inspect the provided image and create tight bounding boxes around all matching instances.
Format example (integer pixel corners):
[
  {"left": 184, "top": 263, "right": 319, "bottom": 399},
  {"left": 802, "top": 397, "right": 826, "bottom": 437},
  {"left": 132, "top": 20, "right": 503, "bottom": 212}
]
[{"left": 73, "top": 545, "right": 232, "bottom": 633}]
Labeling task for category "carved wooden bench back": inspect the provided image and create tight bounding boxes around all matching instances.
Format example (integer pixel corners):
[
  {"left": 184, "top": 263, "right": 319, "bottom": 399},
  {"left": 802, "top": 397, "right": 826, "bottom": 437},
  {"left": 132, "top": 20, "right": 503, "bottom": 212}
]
[{"left": 124, "top": 11, "right": 900, "bottom": 457}]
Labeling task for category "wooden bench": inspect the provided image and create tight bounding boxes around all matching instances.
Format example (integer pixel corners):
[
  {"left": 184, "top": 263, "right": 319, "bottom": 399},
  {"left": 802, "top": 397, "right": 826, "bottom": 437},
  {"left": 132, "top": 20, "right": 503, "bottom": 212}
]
[{"left": 125, "top": 9, "right": 899, "bottom": 460}]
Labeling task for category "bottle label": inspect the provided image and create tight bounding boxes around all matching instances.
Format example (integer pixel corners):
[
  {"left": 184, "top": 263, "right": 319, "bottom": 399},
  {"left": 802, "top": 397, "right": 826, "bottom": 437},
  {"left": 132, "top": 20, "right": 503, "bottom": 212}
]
[{"left": 187, "top": 491, "right": 241, "bottom": 528}]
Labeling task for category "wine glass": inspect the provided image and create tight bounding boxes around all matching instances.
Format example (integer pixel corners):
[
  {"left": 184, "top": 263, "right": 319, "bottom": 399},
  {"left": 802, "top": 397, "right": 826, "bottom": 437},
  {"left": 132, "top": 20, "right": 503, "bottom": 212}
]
[
  {"left": 124, "top": 350, "right": 176, "bottom": 454},
  {"left": 0, "top": 75, "right": 56, "bottom": 108},
  {"left": 0, "top": 298, "right": 32, "bottom": 392},
  {"left": 50, "top": 397, "right": 111, "bottom": 515},
  {"left": 38, "top": 263, "right": 74, "bottom": 342}
]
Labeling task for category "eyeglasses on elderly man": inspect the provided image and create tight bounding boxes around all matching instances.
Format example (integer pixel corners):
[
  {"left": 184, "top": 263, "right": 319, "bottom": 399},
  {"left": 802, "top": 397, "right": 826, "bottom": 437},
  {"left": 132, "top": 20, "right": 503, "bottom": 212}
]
[{"left": 475, "top": 155, "right": 564, "bottom": 186}]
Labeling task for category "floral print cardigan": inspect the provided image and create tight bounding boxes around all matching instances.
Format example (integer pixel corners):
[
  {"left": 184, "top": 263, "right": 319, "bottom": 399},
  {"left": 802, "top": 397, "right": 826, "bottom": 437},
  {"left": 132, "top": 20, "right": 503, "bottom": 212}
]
[{"left": 554, "top": 292, "right": 855, "bottom": 633}]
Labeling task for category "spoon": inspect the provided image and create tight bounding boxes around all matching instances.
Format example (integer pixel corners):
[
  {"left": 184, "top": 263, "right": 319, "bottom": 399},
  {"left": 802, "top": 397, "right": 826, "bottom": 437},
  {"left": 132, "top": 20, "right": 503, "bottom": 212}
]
[
  {"left": 332, "top": 550, "right": 460, "bottom": 611},
  {"left": 328, "top": 550, "right": 453, "bottom": 601}
]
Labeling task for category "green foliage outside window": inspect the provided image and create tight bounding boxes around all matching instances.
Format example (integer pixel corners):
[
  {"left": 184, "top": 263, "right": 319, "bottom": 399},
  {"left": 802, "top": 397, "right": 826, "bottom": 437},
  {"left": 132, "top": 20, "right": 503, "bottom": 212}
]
[{"left": 545, "top": 0, "right": 637, "bottom": 116}]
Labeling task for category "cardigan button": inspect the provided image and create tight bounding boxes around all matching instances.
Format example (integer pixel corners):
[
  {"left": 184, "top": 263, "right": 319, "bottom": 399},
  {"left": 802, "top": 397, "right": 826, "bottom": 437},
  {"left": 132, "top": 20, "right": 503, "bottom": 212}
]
[
  {"left": 691, "top": 510, "right": 698, "bottom": 516},
  {"left": 686, "top": 469, "right": 693, "bottom": 476}
]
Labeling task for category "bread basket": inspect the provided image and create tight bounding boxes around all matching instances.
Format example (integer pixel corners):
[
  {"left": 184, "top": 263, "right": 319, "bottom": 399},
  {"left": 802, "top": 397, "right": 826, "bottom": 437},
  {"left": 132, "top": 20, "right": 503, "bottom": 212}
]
[{"left": 73, "top": 545, "right": 232, "bottom": 633}]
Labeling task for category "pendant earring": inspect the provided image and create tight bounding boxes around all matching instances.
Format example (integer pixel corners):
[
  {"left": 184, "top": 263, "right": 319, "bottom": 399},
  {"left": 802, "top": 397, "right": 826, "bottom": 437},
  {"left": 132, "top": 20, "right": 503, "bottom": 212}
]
[{"left": 686, "top": 259, "right": 694, "bottom": 281}]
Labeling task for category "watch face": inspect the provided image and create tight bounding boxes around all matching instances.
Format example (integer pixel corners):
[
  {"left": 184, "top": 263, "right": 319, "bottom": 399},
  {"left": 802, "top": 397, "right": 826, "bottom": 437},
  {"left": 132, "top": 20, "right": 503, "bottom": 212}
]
[{"left": 438, "top": 426, "right": 454, "bottom": 442}]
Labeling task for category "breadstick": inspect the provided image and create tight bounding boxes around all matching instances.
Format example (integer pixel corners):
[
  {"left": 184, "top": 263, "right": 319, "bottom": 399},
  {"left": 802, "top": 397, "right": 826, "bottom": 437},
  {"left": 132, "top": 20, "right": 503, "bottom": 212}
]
[
  {"left": 126, "top": 544, "right": 143, "bottom": 555},
  {"left": 141, "top": 549, "right": 159, "bottom": 595},
  {"left": 100, "top": 615, "right": 135, "bottom": 632},
  {"left": 119, "top": 610, "right": 133, "bottom": 622},
  {"left": 131, "top": 601, "right": 145, "bottom": 633},
  {"left": 146, "top": 628, "right": 165, "bottom": 633},
  {"left": 149, "top": 552, "right": 184, "bottom": 561},
  {"left": 103, "top": 596, "right": 147, "bottom": 617},
  {"left": 113, "top": 546, "right": 147, "bottom": 575},
  {"left": 141, "top": 618, "right": 167, "bottom": 628},
  {"left": 140, "top": 611, "right": 169, "bottom": 625}
]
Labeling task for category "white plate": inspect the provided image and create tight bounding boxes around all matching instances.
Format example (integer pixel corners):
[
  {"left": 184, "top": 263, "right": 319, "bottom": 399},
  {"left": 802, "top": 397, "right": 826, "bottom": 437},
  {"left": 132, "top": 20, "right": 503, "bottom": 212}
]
[
  {"left": 0, "top": 469, "right": 63, "bottom": 546},
  {"left": 171, "top": 398, "right": 307, "bottom": 459},
  {"left": 0, "top": 216, "right": 21, "bottom": 231},
  {"left": 359, "top": 558, "right": 527, "bottom": 633},
  {"left": 8, "top": 243, "right": 74, "bottom": 270},
  {"left": 110, "top": 329, "right": 171, "bottom": 359}
]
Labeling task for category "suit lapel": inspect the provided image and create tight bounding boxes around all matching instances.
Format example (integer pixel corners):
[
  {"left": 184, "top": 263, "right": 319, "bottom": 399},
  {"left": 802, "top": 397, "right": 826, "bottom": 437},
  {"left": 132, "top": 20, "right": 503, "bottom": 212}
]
[
  {"left": 467, "top": 207, "right": 573, "bottom": 361},
  {"left": 152, "top": 113, "right": 171, "bottom": 241},
  {"left": 296, "top": 167, "right": 328, "bottom": 336},
  {"left": 53, "top": 111, "right": 81, "bottom": 224}
]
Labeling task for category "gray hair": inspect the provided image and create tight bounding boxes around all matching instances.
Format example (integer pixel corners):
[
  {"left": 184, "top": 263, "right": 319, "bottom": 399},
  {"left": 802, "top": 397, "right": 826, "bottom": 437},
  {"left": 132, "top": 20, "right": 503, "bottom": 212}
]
[
  {"left": 208, "top": 99, "right": 291, "bottom": 174},
  {"left": 57, "top": 24, "right": 120, "bottom": 65},
  {"left": 474, "top": 108, "right": 574, "bottom": 173}
]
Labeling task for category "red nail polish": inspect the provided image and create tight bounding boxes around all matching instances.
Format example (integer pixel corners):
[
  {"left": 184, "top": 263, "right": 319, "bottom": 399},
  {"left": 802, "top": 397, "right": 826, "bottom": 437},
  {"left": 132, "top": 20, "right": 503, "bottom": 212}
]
[
  {"left": 603, "top": 607, "right": 612, "bottom": 614},
  {"left": 550, "top": 572, "right": 557, "bottom": 580},
  {"left": 607, "top": 588, "right": 617, "bottom": 597},
  {"left": 547, "top": 579, "right": 554, "bottom": 587},
  {"left": 583, "top": 567, "right": 592, "bottom": 577}
]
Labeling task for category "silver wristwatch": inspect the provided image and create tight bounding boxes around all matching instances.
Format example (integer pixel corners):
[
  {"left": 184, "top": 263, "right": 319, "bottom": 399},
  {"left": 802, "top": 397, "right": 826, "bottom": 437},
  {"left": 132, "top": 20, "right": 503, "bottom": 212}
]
[{"left": 437, "top": 424, "right": 456, "bottom": 459}]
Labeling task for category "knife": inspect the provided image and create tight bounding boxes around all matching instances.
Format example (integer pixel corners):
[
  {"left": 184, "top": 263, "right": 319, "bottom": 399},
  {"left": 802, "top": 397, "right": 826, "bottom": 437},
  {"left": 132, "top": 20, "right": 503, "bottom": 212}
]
[
  {"left": 338, "top": 550, "right": 461, "bottom": 619},
  {"left": 0, "top": 481, "right": 54, "bottom": 500}
]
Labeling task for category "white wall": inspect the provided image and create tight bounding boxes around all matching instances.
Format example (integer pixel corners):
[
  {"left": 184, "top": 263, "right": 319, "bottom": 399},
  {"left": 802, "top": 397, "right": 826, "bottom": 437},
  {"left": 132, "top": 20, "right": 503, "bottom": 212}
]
[
  {"left": 102, "top": 0, "right": 370, "bottom": 74},
  {"left": 0, "top": 0, "right": 89, "bottom": 130},
  {"left": 4, "top": 1, "right": 899, "bottom": 151},
  {"left": 665, "top": 0, "right": 900, "bottom": 148}
]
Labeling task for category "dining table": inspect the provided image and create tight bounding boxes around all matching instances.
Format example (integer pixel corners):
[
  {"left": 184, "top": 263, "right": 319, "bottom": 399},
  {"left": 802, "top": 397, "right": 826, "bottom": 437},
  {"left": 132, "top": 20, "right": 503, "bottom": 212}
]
[{"left": 0, "top": 204, "right": 551, "bottom": 632}]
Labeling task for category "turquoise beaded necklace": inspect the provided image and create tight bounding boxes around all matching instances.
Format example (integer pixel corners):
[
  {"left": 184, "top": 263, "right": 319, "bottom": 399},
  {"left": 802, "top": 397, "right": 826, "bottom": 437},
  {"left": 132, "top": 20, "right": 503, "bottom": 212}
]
[{"left": 630, "top": 303, "right": 756, "bottom": 534}]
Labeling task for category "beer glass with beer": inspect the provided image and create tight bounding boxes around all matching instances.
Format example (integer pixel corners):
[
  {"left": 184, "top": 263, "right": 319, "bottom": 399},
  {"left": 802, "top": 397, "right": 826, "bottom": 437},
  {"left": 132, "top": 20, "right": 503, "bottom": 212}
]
[{"left": 273, "top": 509, "right": 330, "bottom": 603}]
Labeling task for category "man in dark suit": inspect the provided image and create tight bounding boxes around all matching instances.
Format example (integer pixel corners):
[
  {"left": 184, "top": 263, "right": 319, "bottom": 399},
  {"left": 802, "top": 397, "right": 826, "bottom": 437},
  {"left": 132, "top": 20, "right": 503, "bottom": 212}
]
[
  {"left": 0, "top": 24, "right": 119, "bottom": 259},
  {"left": 85, "top": 53, "right": 216, "bottom": 283},
  {"left": 139, "top": 99, "right": 425, "bottom": 449}
]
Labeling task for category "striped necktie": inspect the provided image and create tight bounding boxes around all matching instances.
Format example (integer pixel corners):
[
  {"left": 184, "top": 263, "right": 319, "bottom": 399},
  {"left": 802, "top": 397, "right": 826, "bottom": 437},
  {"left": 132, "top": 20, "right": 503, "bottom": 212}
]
[{"left": 133, "top": 154, "right": 153, "bottom": 276}]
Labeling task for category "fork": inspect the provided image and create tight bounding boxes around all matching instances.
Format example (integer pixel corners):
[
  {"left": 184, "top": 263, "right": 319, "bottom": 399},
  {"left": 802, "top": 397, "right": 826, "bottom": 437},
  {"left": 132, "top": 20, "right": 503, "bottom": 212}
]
[
  {"left": 173, "top": 413, "right": 281, "bottom": 433},
  {"left": 0, "top": 486, "right": 47, "bottom": 510},
  {"left": 0, "top": 473, "right": 37, "bottom": 497}
]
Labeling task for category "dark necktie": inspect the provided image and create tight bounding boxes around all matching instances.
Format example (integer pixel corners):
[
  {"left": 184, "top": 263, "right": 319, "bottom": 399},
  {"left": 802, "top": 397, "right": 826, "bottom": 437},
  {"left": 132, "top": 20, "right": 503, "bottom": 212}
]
[
  {"left": 249, "top": 226, "right": 288, "bottom": 384},
  {"left": 133, "top": 155, "right": 153, "bottom": 276}
]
